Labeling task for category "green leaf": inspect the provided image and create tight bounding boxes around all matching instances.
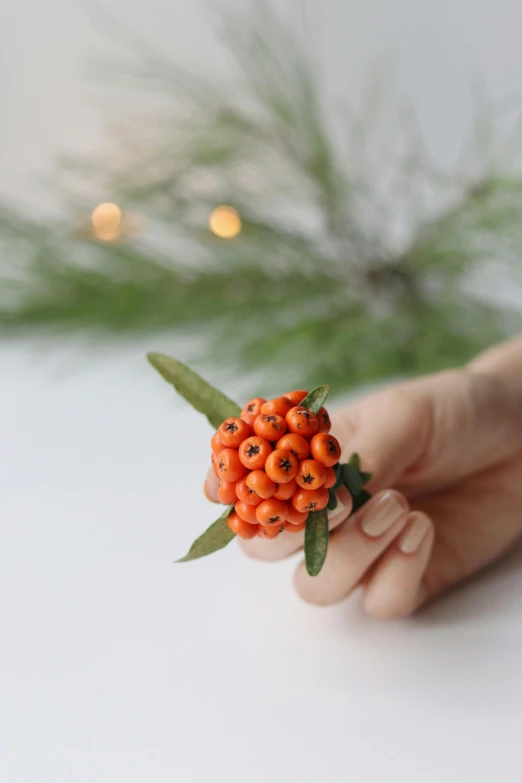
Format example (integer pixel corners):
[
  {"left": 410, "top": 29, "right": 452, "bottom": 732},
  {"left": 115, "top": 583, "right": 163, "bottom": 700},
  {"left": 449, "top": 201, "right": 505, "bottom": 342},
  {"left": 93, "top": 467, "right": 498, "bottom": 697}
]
[
  {"left": 342, "top": 463, "right": 363, "bottom": 496},
  {"left": 177, "top": 506, "right": 236, "bottom": 562},
  {"left": 304, "top": 508, "right": 329, "bottom": 576},
  {"left": 300, "top": 384, "right": 329, "bottom": 414},
  {"left": 348, "top": 453, "right": 372, "bottom": 484},
  {"left": 351, "top": 488, "right": 372, "bottom": 513},
  {"left": 327, "top": 490, "right": 338, "bottom": 511},
  {"left": 147, "top": 353, "right": 241, "bottom": 429},
  {"left": 349, "top": 452, "right": 361, "bottom": 470}
]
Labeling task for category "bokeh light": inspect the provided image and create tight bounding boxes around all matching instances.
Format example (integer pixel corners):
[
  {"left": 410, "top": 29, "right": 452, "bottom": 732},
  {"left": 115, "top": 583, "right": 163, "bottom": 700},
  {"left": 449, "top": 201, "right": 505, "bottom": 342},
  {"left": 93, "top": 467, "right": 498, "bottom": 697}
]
[
  {"left": 208, "top": 205, "right": 242, "bottom": 239},
  {"left": 91, "top": 202, "right": 122, "bottom": 241}
]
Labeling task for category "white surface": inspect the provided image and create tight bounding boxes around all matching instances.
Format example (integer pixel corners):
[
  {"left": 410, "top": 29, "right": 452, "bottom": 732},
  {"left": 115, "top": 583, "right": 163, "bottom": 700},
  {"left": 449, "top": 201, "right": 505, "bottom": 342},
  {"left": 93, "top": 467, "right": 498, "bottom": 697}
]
[{"left": 2, "top": 340, "right": 522, "bottom": 783}]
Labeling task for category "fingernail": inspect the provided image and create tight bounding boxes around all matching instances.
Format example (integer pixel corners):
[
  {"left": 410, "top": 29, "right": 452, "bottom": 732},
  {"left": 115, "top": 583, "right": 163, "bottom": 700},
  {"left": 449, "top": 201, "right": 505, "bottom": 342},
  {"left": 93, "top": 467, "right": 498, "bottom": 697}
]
[
  {"left": 327, "top": 487, "right": 353, "bottom": 520},
  {"left": 399, "top": 512, "right": 431, "bottom": 554},
  {"left": 327, "top": 496, "right": 347, "bottom": 518},
  {"left": 360, "top": 491, "right": 404, "bottom": 537}
]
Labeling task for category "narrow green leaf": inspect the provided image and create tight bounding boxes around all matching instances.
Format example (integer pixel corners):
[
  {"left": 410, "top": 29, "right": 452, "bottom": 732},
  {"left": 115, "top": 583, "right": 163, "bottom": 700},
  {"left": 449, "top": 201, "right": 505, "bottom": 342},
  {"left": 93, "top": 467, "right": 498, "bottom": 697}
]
[
  {"left": 148, "top": 353, "right": 241, "bottom": 429},
  {"left": 177, "top": 506, "right": 236, "bottom": 562},
  {"left": 342, "top": 463, "right": 363, "bottom": 496},
  {"left": 327, "top": 490, "right": 338, "bottom": 511},
  {"left": 300, "top": 384, "right": 329, "bottom": 414},
  {"left": 304, "top": 508, "right": 329, "bottom": 576},
  {"left": 348, "top": 453, "right": 372, "bottom": 484},
  {"left": 351, "top": 488, "right": 372, "bottom": 513},
  {"left": 349, "top": 452, "right": 361, "bottom": 471}
]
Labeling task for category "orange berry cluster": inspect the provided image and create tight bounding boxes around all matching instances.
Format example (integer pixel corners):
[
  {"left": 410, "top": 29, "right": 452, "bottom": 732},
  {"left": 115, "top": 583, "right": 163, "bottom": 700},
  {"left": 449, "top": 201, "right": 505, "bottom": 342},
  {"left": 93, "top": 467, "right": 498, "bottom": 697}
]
[{"left": 210, "top": 390, "right": 342, "bottom": 540}]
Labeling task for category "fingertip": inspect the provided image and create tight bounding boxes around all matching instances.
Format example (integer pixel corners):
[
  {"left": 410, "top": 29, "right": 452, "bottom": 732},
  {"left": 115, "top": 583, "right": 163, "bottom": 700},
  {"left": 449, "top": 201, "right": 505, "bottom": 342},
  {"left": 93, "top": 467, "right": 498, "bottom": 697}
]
[
  {"left": 327, "top": 485, "right": 353, "bottom": 527},
  {"left": 204, "top": 468, "right": 220, "bottom": 503},
  {"left": 294, "top": 488, "right": 411, "bottom": 608},
  {"left": 362, "top": 510, "right": 434, "bottom": 619},
  {"left": 293, "top": 556, "right": 347, "bottom": 606}
]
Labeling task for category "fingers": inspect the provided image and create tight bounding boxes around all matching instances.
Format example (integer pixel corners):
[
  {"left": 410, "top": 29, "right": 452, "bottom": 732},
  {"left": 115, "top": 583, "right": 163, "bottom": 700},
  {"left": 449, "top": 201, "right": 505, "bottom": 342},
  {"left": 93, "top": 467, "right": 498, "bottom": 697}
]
[
  {"left": 239, "top": 487, "right": 353, "bottom": 562},
  {"left": 204, "top": 463, "right": 355, "bottom": 562},
  {"left": 203, "top": 471, "right": 355, "bottom": 563},
  {"left": 397, "top": 369, "right": 522, "bottom": 493},
  {"left": 204, "top": 468, "right": 220, "bottom": 502},
  {"left": 329, "top": 385, "right": 431, "bottom": 493},
  {"left": 294, "top": 490, "right": 409, "bottom": 606},
  {"left": 331, "top": 368, "right": 522, "bottom": 498},
  {"left": 408, "top": 454, "right": 522, "bottom": 601},
  {"left": 363, "top": 511, "right": 434, "bottom": 619}
]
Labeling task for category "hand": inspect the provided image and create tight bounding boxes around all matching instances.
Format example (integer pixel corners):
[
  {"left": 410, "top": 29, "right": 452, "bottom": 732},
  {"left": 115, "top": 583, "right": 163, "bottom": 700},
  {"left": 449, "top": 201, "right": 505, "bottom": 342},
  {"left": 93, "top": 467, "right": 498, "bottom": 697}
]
[{"left": 205, "top": 348, "right": 522, "bottom": 618}]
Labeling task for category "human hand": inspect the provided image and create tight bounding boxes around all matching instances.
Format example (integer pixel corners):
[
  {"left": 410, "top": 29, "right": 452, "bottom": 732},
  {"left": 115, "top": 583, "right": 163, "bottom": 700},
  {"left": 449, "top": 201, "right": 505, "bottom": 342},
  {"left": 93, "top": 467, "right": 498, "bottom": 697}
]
[{"left": 205, "top": 345, "right": 522, "bottom": 618}]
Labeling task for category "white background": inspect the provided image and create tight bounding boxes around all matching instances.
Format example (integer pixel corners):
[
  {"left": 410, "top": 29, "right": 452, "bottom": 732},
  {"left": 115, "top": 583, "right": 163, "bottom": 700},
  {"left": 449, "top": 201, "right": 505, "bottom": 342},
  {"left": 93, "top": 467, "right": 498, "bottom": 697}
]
[
  {"left": 3, "top": 2, "right": 522, "bottom": 781},
  {"left": 2, "top": 340, "right": 522, "bottom": 783}
]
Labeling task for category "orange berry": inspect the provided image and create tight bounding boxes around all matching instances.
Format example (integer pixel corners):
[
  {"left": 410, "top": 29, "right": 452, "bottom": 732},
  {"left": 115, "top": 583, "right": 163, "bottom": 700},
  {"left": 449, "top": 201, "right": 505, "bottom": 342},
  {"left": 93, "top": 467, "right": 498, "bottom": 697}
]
[
  {"left": 227, "top": 511, "right": 258, "bottom": 540},
  {"left": 216, "top": 448, "right": 246, "bottom": 482},
  {"left": 284, "top": 390, "right": 308, "bottom": 405},
  {"left": 235, "top": 477, "right": 263, "bottom": 506},
  {"left": 238, "top": 436, "right": 272, "bottom": 470},
  {"left": 273, "top": 478, "right": 297, "bottom": 501},
  {"left": 253, "top": 414, "right": 287, "bottom": 441},
  {"left": 241, "top": 412, "right": 257, "bottom": 428},
  {"left": 211, "top": 452, "right": 219, "bottom": 476},
  {"left": 241, "top": 397, "right": 266, "bottom": 417},
  {"left": 264, "top": 448, "right": 298, "bottom": 484},
  {"left": 218, "top": 479, "right": 237, "bottom": 505},
  {"left": 310, "top": 433, "right": 342, "bottom": 467},
  {"left": 291, "top": 487, "right": 329, "bottom": 513},
  {"left": 257, "top": 523, "right": 284, "bottom": 539},
  {"left": 256, "top": 498, "right": 289, "bottom": 525},
  {"left": 285, "top": 506, "right": 309, "bottom": 525},
  {"left": 323, "top": 465, "right": 336, "bottom": 489},
  {"left": 317, "top": 407, "right": 332, "bottom": 433},
  {"left": 246, "top": 470, "right": 276, "bottom": 499},
  {"left": 218, "top": 417, "right": 252, "bottom": 448},
  {"left": 295, "top": 459, "right": 326, "bottom": 490},
  {"left": 276, "top": 432, "right": 310, "bottom": 461},
  {"left": 211, "top": 432, "right": 226, "bottom": 455},
  {"left": 285, "top": 406, "right": 318, "bottom": 437},
  {"left": 235, "top": 501, "right": 260, "bottom": 525},
  {"left": 261, "top": 396, "right": 294, "bottom": 418},
  {"left": 284, "top": 519, "right": 307, "bottom": 533}
]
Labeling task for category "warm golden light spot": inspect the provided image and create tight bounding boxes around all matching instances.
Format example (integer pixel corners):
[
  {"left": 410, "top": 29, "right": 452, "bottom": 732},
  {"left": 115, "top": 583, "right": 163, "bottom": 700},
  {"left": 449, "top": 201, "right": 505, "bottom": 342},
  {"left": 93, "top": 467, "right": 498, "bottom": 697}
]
[
  {"left": 91, "top": 202, "right": 122, "bottom": 241},
  {"left": 209, "top": 205, "right": 242, "bottom": 239}
]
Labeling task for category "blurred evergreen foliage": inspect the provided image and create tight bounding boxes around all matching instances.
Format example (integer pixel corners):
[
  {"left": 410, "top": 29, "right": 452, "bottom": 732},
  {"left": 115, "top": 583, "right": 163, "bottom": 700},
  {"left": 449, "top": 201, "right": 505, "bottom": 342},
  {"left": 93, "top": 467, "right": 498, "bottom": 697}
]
[{"left": 0, "top": 3, "right": 521, "bottom": 391}]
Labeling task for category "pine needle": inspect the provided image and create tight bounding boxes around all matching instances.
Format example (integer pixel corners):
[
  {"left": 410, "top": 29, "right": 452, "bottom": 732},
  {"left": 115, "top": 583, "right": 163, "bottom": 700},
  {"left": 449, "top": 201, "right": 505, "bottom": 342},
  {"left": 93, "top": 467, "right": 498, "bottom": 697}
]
[{"left": 0, "top": 2, "right": 521, "bottom": 393}]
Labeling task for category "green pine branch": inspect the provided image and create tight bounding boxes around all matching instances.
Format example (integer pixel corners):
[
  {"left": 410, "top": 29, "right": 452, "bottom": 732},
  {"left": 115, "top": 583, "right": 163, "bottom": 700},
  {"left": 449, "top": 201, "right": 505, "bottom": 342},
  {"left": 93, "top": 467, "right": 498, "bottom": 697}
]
[{"left": 0, "top": 2, "right": 521, "bottom": 393}]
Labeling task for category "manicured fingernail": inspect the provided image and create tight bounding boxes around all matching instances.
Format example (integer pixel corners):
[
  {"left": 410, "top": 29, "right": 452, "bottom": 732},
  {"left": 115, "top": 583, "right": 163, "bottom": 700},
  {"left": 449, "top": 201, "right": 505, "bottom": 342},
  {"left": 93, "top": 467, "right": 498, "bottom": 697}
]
[
  {"left": 327, "top": 497, "right": 347, "bottom": 518},
  {"left": 399, "top": 512, "right": 430, "bottom": 554},
  {"left": 360, "top": 492, "right": 404, "bottom": 537},
  {"left": 327, "top": 487, "right": 353, "bottom": 520}
]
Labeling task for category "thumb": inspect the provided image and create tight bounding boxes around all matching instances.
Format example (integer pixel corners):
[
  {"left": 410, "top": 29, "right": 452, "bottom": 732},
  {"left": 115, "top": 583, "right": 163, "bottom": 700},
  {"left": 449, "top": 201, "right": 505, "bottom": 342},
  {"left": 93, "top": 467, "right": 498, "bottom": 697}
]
[{"left": 332, "top": 369, "right": 522, "bottom": 496}]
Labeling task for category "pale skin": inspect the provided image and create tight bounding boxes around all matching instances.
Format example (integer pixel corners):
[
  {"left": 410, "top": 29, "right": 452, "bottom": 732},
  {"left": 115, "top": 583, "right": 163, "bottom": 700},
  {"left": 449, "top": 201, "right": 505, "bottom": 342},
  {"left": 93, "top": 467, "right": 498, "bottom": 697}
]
[{"left": 205, "top": 337, "right": 522, "bottom": 618}]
